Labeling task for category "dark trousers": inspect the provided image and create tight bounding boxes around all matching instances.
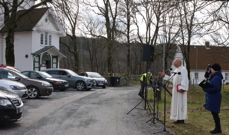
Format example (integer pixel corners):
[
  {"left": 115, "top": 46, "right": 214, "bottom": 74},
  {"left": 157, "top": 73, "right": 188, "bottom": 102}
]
[
  {"left": 139, "top": 81, "right": 146, "bottom": 99},
  {"left": 211, "top": 112, "right": 221, "bottom": 131}
]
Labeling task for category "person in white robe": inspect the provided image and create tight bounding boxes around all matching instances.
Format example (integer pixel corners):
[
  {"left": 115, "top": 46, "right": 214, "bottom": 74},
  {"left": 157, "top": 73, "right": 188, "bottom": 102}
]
[{"left": 170, "top": 58, "right": 189, "bottom": 123}]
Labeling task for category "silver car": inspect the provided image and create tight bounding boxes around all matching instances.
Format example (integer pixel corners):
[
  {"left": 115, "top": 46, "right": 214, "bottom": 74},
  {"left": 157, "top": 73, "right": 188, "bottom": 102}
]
[
  {"left": 0, "top": 79, "right": 28, "bottom": 99},
  {"left": 43, "top": 69, "right": 93, "bottom": 91},
  {"left": 79, "top": 72, "right": 108, "bottom": 88}
]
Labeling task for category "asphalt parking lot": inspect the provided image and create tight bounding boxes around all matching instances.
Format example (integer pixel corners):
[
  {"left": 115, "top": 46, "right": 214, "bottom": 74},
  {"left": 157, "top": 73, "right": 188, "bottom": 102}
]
[{"left": 0, "top": 86, "right": 172, "bottom": 135}]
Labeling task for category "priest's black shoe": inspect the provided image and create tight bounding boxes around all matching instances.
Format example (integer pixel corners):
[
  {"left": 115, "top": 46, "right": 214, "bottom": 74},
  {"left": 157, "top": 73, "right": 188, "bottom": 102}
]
[
  {"left": 210, "top": 129, "right": 222, "bottom": 134},
  {"left": 173, "top": 120, "right": 184, "bottom": 124}
]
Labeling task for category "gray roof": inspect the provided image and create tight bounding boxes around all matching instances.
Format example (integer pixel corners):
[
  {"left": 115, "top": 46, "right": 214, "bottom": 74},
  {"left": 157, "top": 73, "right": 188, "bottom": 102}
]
[
  {"left": 1, "top": 8, "right": 48, "bottom": 32},
  {"left": 32, "top": 46, "right": 66, "bottom": 58}
]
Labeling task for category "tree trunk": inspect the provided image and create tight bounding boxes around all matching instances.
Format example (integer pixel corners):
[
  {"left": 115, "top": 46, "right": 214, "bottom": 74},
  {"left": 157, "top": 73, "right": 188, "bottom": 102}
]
[
  {"left": 72, "top": 37, "right": 79, "bottom": 72},
  {"left": 5, "top": 29, "right": 15, "bottom": 66},
  {"left": 107, "top": 40, "right": 113, "bottom": 73}
]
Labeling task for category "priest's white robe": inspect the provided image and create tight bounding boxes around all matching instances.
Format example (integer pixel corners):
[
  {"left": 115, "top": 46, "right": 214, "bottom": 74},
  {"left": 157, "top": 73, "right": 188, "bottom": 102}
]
[{"left": 170, "top": 66, "right": 189, "bottom": 121}]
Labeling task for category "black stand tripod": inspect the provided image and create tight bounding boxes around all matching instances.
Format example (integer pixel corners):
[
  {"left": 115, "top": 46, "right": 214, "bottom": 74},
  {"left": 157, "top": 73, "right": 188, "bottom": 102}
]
[
  {"left": 146, "top": 75, "right": 174, "bottom": 134},
  {"left": 126, "top": 86, "right": 153, "bottom": 115}
]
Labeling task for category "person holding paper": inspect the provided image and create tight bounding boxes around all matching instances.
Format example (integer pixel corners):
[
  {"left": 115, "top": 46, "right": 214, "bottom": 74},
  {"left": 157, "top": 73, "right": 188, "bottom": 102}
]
[
  {"left": 170, "top": 58, "right": 189, "bottom": 124},
  {"left": 203, "top": 63, "right": 222, "bottom": 134}
]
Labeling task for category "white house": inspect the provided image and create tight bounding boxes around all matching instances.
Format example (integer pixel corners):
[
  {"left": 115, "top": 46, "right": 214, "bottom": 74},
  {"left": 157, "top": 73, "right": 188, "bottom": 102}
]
[
  {"left": 188, "top": 46, "right": 229, "bottom": 85},
  {"left": 0, "top": 7, "right": 66, "bottom": 71}
]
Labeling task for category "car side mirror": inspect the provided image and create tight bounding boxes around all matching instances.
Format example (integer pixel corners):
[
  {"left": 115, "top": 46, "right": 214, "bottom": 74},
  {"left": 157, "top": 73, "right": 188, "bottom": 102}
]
[
  {"left": 67, "top": 74, "right": 71, "bottom": 78},
  {"left": 37, "top": 76, "right": 42, "bottom": 79},
  {"left": 15, "top": 77, "right": 21, "bottom": 81}
]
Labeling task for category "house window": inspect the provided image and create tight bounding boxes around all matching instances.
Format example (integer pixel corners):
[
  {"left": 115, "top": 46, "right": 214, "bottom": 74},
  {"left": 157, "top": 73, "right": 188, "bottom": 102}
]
[
  {"left": 33, "top": 56, "right": 40, "bottom": 71},
  {"left": 40, "top": 34, "right": 43, "bottom": 44},
  {"left": 49, "top": 35, "right": 52, "bottom": 45},
  {"left": 225, "top": 73, "right": 229, "bottom": 80},
  {"left": 194, "top": 72, "right": 198, "bottom": 79},
  {"left": 52, "top": 56, "right": 58, "bottom": 68},
  {"left": 45, "top": 32, "right": 48, "bottom": 45}
]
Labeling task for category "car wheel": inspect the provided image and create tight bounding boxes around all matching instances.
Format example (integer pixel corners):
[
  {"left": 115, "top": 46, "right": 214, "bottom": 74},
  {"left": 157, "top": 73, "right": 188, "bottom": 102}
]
[
  {"left": 27, "top": 86, "right": 39, "bottom": 99},
  {"left": 75, "top": 81, "right": 86, "bottom": 91},
  {"left": 102, "top": 85, "right": 106, "bottom": 89}
]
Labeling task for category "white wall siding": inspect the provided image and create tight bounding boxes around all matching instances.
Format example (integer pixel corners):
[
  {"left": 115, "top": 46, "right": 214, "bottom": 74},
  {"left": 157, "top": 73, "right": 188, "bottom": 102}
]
[
  {"left": 14, "top": 32, "right": 33, "bottom": 71},
  {"left": 32, "top": 31, "right": 60, "bottom": 51},
  {"left": 190, "top": 70, "right": 206, "bottom": 85},
  {"left": 190, "top": 70, "right": 229, "bottom": 85},
  {"left": 0, "top": 34, "right": 3, "bottom": 64}
]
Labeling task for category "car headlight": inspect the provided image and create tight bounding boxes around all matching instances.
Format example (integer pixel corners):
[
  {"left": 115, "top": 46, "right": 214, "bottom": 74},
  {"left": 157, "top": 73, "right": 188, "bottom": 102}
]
[
  {"left": 10, "top": 85, "right": 22, "bottom": 90},
  {"left": 41, "top": 82, "right": 51, "bottom": 87},
  {"left": 104, "top": 79, "right": 108, "bottom": 83},
  {"left": 0, "top": 98, "right": 12, "bottom": 106}
]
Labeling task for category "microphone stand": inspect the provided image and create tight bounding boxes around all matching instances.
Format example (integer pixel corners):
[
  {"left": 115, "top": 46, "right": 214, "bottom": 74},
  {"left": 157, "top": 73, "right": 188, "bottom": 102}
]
[
  {"left": 126, "top": 85, "right": 153, "bottom": 115},
  {"left": 147, "top": 73, "right": 176, "bottom": 134}
]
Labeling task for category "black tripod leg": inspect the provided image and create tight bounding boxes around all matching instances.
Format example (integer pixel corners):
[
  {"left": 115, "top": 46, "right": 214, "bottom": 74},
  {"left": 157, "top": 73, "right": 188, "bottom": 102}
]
[
  {"left": 145, "top": 88, "right": 157, "bottom": 123},
  {"left": 126, "top": 99, "right": 144, "bottom": 115}
]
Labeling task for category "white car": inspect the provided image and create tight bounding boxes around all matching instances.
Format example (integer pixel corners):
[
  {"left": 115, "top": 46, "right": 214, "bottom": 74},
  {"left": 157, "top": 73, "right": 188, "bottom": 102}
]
[
  {"left": 79, "top": 72, "right": 108, "bottom": 88},
  {"left": 0, "top": 79, "right": 28, "bottom": 99}
]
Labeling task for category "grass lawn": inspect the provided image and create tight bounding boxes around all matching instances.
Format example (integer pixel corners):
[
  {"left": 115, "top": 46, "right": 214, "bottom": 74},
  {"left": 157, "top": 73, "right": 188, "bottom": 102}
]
[{"left": 153, "top": 84, "right": 229, "bottom": 135}]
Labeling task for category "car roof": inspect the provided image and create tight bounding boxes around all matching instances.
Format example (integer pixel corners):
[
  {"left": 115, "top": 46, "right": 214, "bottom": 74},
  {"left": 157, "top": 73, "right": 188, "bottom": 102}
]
[{"left": 0, "top": 64, "right": 21, "bottom": 73}]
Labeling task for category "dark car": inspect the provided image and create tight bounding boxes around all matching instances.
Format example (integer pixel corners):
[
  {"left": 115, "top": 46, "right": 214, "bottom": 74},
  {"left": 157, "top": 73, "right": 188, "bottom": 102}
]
[
  {"left": 22, "top": 71, "right": 69, "bottom": 91},
  {"left": 43, "top": 69, "right": 94, "bottom": 91},
  {"left": 79, "top": 72, "right": 108, "bottom": 88},
  {"left": 0, "top": 89, "right": 23, "bottom": 122},
  {"left": 0, "top": 68, "right": 53, "bottom": 99}
]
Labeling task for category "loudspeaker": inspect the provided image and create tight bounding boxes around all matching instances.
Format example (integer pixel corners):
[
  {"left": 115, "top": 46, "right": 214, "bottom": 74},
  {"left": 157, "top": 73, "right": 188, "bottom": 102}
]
[{"left": 143, "top": 45, "right": 154, "bottom": 61}]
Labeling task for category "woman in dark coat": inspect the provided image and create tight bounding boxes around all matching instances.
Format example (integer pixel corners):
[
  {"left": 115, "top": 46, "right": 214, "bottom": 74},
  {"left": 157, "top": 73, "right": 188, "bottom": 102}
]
[{"left": 204, "top": 63, "right": 223, "bottom": 134}]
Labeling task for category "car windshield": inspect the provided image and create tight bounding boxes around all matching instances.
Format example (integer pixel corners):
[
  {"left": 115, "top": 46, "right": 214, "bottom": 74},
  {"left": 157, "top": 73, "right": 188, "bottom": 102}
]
[
  {"left": 66, "top": 69, "right": 79, "bottom": 76},
  {"left": 13, "top": 71, "right": 29, "bottom": 79},
  {"left": 38, "top": 71, "right": 52, "bottom": 78},
  {"left": 87, "top": 72, "right": 103, "bottom": 78}
]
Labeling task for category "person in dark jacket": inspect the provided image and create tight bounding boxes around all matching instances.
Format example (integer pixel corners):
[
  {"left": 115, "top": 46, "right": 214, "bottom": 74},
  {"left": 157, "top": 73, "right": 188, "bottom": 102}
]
[{"left": 204, "top": 63, "right": 223, "bottom": 134}]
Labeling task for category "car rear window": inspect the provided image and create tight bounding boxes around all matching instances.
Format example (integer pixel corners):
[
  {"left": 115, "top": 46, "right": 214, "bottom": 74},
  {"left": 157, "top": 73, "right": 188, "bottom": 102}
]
[{"left": 46, "top": 70, "right": 59, "bottom": 75}]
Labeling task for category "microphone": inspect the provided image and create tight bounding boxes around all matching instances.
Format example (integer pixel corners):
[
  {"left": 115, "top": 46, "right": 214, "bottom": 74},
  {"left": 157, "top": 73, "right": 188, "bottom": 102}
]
[{"left": 171, "top": 72, "right": 181, "bottom": 75}]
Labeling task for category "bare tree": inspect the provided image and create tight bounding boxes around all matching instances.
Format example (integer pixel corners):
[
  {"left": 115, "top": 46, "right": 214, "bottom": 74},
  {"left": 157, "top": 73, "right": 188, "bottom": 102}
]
[
  {"left": 52, "top": 0, "right": 80, "bottom": 72},
  {"left": 207, "top": 2, "right": 229, "bottom": 46},
  {"left": 118, "top": 0, "right": 136, "bottom": 76},
  {"left": 83, "top": 0, "right": 120, "bottom": 74},
  {"left": 0, "top": 0, "right": 51, "bottom": 66},
  {"left": 132, "top": 0, "right": 172, "bottom": 71},
  {"left": 175, "top": 0, "right": 214, "bottom": 79}
]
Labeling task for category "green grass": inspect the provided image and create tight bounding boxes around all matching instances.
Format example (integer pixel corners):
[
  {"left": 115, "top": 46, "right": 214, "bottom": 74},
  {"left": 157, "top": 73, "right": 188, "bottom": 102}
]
[{"left": 151, "top": 85, "right": 229, "bottom": 135}]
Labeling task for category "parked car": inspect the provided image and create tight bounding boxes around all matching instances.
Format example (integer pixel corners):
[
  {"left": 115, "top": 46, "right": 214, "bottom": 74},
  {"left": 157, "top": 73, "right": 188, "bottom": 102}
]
[
  {"left": 21, "top": 71, "right": 69, "bottom": 91},
  {"left": 79, "top": 72, "right": 108, "bottom": 88},
  {"left": 0, "top": 89, "right": 23, "bottom": 122},
  {"left": 0, "top": 64, "right": 21, "bottom": 73},
  {"left": 43, "top": 69, "right": 93, "bottom": 91},
  {"left": 0, "top": 79, "right": 28, "bottom": 99},
  {"left": 0, "top": 68, "right": 53, "bottom": 99}
]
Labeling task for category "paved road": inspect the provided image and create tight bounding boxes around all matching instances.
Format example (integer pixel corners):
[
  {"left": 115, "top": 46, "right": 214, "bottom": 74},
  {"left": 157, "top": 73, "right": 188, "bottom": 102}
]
[{"left": 0, "top": 86, "right": 172, "bottom": 135}]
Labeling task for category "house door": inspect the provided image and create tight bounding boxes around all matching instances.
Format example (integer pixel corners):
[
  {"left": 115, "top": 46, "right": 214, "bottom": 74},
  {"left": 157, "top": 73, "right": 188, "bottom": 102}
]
[{"left": 42, "top": 52, "right": 51, "bottom": 69}]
